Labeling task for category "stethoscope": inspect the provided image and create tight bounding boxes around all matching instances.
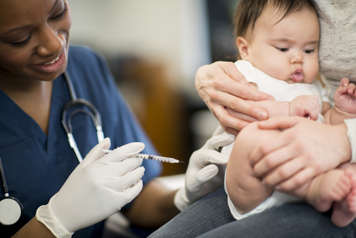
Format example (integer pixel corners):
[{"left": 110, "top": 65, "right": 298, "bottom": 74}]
[
  {"left": 61, "top": 71, "right": 104, "bottom": 162},
  {"left": 0, "top": 157, "right": 22, "bottom": 225},
  {"left": 0, "top": 72, "right": 104, "bottom": 225}
]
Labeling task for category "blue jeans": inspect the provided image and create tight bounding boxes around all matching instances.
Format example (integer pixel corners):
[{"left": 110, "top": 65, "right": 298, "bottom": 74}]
[{"left": 149, "top": 188, "right": 356, "bottom": 238}]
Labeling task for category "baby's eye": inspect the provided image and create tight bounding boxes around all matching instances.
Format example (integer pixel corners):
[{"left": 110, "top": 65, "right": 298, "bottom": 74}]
[
  {"left": 275, "top": 47, "right": 289, "bottom": 52},
  {"left": 304, "top": 49, "right": 315, "bottom": 54}
]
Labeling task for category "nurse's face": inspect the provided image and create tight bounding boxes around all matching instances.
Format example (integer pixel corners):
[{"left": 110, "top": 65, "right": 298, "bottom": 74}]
[{"left": 0, "top": 0, "right": 71, "bottom": 83}]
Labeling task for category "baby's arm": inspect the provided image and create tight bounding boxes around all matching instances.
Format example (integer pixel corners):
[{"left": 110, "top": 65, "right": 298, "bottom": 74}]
[
  {"left": 248, "top": 95, "right": 320, "bottom": 120},
  {"left": 325, "top": 78, "right": 356, "bottom": 124}
]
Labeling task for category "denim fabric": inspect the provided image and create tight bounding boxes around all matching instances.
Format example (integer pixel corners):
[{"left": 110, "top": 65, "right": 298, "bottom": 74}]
[
  {"left": 149, "top": 187, "right": 356, "bottom": 238},
  {"left": 149, "top": 188, "right": 234, "bottom": 238}
]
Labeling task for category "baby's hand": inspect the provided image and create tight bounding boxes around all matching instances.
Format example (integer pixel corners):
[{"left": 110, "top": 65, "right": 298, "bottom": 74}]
[
  {"left": 289, "top": 95, "right": 321, "bottom": 120},
  {"left": 334, "top": 78, "right": 356, "bottom": 114}
]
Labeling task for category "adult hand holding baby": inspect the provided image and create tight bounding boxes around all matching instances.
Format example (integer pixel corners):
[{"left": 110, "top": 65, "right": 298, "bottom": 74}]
[
  {"left": 252, "top": 116, "right": 351, "bottom": 193},
  {"left": 195, "top": 62, "right": 272, "bottom": 134}
]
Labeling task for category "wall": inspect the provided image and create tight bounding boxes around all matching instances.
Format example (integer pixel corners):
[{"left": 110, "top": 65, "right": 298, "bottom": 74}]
[{"left": 69, "top": 0, "right": 211, "bottom": 97}]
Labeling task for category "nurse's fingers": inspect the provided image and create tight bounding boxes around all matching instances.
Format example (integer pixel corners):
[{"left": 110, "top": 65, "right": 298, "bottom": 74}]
[
  {"left": 98, "top": 158, "right": 143, "bottom": 176},
  {"left": 195, "top": 149, "right": 229, "bottom": 166},
  {"left": 115, "top": 180, "right": 144, "bottom": 206},
  {"left": 105, "top": 167, "right": 145, "bottom": 191},
  {"left": 103, "top": 142, "right": 145, "bottom": 162},
  {"left": 197, "top": 164, "right": 219, "bottom": 183},
  {"left": 204, "top": 130, "right": 235, "bottom": 150},
  {"left": 82, "top": 138, "right": 111, "bottom": 166}
]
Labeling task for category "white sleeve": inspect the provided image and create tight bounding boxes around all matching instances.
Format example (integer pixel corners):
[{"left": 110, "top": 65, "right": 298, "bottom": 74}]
[
  {"left": 225, "top": 170, "right": 300, "bottom": 220},
  {"left": 224, "top": 170, "right": 248, "bottom": 220},
  {"left": 222, "top": 144, "right": 250, "bottom": 220},
  {"left": 344, "top": 119, "right": 356, "bottom": 163},
  {"left": 223, "top": 169, "right": 290, "bottom": 220}
]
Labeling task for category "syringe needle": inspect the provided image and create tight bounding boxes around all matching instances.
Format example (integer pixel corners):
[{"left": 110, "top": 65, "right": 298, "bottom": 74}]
[{"left": 102, "top": 149, "right": 182, "bottom": 164}]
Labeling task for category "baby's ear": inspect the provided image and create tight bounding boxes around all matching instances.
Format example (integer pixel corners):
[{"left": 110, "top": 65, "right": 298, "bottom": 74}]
[{"left": 236, "top": 37, "right": 249, "bottom": 60}]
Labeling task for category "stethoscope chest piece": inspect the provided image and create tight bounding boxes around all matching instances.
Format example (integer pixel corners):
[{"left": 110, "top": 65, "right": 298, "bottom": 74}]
[
  {"left": 0, "top": 196, "right": 22, "bottom": 225},
  {"left": 0, "top": 157, "right": 22, "bottom": 225}
]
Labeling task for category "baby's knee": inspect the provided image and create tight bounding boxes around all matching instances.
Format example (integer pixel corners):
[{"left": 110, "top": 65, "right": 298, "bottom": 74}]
[
  {"left": 228, "top": 122, "right": 261, "bottom": 166},
  {"left": 235, "top": 122, "right": 260, "bottom": 147}
]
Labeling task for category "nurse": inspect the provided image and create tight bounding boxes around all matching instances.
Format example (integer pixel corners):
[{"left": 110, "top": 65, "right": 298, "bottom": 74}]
[{"left": 0, "top": 0, "right": 228, "bottom": 237}]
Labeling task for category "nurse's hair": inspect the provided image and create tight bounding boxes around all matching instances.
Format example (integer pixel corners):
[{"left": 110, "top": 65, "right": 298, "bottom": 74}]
[{"left": 233, "top": 0, "right": 319, "bottom": 38}]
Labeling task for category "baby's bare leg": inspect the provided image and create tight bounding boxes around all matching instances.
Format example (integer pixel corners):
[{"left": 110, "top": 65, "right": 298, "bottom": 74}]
[
  {"left": 226, "top": 123, "right": 277, "bottom": 213},
  {"left": 290, "top": 163, "right": 356, "bottom": 227},
  {"left": 331, "top": 165, "right": 356, "bottom": 227},
  {"left": 293, "top": 169, "right": 352, "bottom": 213}
]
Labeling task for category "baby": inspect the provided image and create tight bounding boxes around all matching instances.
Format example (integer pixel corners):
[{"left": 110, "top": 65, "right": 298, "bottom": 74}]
[{"left": 222, "top": 0, "right": 356, "bottom": 227}]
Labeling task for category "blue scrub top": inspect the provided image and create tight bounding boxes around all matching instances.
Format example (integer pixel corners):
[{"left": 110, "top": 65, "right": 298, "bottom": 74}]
[{"left": 0, "top": 46, "right": 162, "bottom": 237}]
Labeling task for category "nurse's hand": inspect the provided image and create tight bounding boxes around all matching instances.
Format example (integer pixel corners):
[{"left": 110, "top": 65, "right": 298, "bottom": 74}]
[
  {"left": 251, "top": 117, "right": 351, "bottom": 193},
  {"left": 195, "top": 61, "right": 272, "bottom": 134},
  {"left": 174, "top": 127, "right": 235, "bottom": 211},
  {"left": 36, "top": 139, "right": 145, "bottom": 237}
]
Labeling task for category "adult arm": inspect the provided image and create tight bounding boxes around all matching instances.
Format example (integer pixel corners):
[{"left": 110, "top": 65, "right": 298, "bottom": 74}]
[
  {"left": 195, "top": 62, "right": 272, "bottom": 133},
  {"left": 13, "top": 219, "right": 55, "bottom": 238}
]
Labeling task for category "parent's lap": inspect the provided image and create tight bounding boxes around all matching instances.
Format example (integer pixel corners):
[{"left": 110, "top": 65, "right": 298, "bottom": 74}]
[{"left": 149, "top": 187, "right": 356, "bottom": 238}]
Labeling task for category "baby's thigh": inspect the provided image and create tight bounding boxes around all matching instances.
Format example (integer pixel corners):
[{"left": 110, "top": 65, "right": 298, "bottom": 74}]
[
  {"left": 226, "top": 122, "right": 280, "bottom": 193},
  {"left": 228, "top": 122, "right": 281, "bottom": 173}
]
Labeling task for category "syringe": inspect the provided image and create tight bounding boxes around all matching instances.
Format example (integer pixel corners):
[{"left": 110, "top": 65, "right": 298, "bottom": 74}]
[{"left": 102, "top": 149, "right": 182, "bottom": 164}]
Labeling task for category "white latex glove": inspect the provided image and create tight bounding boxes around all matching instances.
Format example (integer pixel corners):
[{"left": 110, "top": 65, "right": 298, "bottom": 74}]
[
  {"left": 36, "top": 139, "right": 145, "bottom": 238},
  {"left": 174, "top": 126, "right": 235, "bottom": 211}
]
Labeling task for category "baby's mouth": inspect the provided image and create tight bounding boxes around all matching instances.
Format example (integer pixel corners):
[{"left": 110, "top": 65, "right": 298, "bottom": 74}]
[{"left": 290, "top": 70, "right": 304, "bottom": 83}]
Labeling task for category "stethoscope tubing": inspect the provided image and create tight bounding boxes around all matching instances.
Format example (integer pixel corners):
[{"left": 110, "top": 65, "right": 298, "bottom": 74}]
[
  {"left": 0, "top": 72, "right": 104, "bottom": 225},
  {"left": 62, "top": 72, "right": 104, "bottom": 162}
]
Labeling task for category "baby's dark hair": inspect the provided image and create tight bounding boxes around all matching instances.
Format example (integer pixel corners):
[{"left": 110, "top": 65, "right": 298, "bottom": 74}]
[{"left": 234, "top": 0, "right": 319, "bottom": 38}]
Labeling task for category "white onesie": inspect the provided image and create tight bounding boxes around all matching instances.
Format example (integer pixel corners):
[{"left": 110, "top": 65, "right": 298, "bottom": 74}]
[{"left": 223, "top": 60, "right": 325, "bottom": 220}]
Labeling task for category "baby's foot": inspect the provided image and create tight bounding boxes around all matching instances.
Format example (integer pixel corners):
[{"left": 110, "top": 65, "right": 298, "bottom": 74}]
[
  {"left": 331, "top": 169, "right": 356, "bottom": 227},
  {"left": 306, "top": 169, "right": 351, "bottom": 212},
  {"left": 334, "top": 78, "right": 356, "bottom": 114}
]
